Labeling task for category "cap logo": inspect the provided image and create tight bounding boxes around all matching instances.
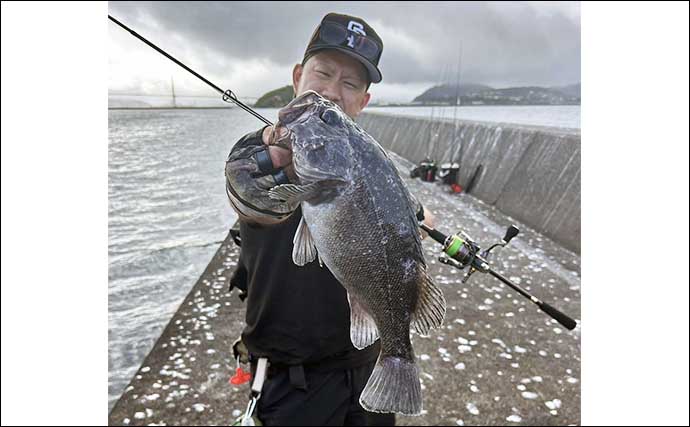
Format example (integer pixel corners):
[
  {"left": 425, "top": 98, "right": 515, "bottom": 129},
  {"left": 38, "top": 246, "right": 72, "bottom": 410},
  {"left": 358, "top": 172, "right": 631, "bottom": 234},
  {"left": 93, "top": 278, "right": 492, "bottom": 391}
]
[
  {"left": 347, "top": 21, "right": 366, "bottom": 35},
  {"left": 346, "top": 21, "right": 366, "bottom": 48}
]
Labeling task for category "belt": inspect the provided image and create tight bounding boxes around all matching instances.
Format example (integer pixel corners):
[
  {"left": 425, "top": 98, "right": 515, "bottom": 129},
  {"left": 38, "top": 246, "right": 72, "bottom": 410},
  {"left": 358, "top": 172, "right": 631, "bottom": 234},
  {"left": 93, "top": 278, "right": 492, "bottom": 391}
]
[{"left": 251, "top": 359, "right": 309, "bottom": 391}]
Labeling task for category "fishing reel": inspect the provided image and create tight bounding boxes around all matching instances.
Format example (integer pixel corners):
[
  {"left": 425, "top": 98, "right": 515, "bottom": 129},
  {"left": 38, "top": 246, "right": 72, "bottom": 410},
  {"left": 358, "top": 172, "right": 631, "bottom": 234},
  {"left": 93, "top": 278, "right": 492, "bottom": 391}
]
[
  {"left": 430, "top": 225, "right": 519, "bottom": 284},
  {"left": 420, "top": 222, "right": 577, "bottom": 330}
]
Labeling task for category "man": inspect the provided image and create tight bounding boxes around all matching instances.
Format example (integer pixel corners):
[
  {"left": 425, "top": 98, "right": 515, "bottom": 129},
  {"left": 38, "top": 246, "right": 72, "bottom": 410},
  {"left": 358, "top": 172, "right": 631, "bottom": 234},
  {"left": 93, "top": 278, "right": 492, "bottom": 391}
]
[{"left": 225, "top": 13, "right": 433, "bottom": 426}]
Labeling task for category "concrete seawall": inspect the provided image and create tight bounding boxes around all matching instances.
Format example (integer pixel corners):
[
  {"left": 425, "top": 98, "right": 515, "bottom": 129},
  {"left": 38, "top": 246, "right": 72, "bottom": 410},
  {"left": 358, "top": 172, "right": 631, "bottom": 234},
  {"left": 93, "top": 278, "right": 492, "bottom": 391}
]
[
  {"left": 356, "top": 112, "right": 581, "bottom": 253},
  {"left": 109, "top": 152, "right": 581, "bottom": 426}
]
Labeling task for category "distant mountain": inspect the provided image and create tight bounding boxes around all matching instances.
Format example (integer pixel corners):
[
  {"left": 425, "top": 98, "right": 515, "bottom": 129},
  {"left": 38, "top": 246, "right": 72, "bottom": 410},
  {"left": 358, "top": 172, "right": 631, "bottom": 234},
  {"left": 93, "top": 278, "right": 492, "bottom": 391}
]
[
  {"left": 551, "top": 83, "right": 581, "bottom": 98},
  {"left": 254, "top": 85, "right": 294, "bottom": 108},
  {"left": 413, "top": 83, "right": 493, "bottom": 103},
  {"left": 413, "top": 83, "right": 580, "bottom": 105}
]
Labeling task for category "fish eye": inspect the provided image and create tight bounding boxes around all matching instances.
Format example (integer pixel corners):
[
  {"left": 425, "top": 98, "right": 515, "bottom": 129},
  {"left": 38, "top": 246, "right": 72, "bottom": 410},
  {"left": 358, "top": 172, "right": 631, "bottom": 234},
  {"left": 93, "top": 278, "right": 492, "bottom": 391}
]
[{"left": 320, "top": 108, "right": 341, "bottom": 126}]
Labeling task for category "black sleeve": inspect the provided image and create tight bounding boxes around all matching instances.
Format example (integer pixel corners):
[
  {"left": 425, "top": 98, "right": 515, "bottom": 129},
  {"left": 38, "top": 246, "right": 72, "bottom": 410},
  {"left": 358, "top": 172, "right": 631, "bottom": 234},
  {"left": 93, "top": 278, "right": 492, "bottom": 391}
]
[
  {"left": 229, "top": 254, "right": 249, "bottom": 301},
  {"left": 415, "top": 202, "right": 425, "bottom": 221}
]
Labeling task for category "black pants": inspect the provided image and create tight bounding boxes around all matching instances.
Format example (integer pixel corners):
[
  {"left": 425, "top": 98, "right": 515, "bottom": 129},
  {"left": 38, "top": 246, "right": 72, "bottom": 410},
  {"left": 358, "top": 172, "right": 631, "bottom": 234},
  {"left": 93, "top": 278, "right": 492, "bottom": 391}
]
[{"left": 253, "top": 360, "right": 396, "bottom": 426}]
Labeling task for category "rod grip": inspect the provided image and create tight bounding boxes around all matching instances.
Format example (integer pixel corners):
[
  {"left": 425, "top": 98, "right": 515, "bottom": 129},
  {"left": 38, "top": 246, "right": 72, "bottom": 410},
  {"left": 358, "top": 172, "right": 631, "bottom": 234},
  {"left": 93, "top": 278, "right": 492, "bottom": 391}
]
[
  {"left": 539, "top": 302, "right": 577, "bottom": 330},
  {"left": 419, "top": 224, "right": 447, "bottom": 245},
  {"left": 426, "top": 228, "right": 447, "bottom": 245}
]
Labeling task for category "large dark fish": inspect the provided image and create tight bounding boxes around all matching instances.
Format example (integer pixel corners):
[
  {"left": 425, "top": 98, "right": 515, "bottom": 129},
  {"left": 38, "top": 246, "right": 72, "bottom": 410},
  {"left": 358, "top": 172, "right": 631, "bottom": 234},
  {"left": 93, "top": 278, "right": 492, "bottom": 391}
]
[{"left": 269, "top": 91, "right": 446, "bottom": 415}]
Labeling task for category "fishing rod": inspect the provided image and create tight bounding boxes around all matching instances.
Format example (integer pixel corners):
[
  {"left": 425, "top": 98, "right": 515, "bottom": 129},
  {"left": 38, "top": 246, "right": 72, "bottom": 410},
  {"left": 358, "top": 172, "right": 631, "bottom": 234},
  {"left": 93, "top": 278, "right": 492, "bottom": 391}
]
[
  {"left": 108, "top": 14, "right": 273, "bottom": 126},
  {"left": 109, "top": 17, "right": 573, "bottom": 328},
  {"left": 449, "top": 42, "right": 462, "bottom": 167},
  {"left": 420, "top": 223, "right": 578, "bottom": 331}
]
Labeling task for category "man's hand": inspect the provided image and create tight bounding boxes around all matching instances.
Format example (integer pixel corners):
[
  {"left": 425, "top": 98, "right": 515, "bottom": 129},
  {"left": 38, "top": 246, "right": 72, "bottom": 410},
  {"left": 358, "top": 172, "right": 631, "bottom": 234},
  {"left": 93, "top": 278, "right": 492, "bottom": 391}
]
[
  {"left": 419, "top": 207, "right": 435, "bottom": 240},
  {"left": 232, "top": 124, "right": 296, "bottom": 211},
  {"left": 232, "top": 337, "right": 250, "bottom": 364},
  {"left": 262, "top": 125, "right": 296, "bottom": 182},
  {"left": 224, "top": 125, "right": 298, "bottom": 224}
]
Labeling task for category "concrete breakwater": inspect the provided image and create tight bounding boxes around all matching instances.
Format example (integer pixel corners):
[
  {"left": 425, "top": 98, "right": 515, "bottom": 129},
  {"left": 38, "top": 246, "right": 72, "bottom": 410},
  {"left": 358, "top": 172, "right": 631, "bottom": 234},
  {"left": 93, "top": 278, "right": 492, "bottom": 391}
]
[
  {"left": 356, "top": 112, "right": 581, "bottom": 253},
  {"left": 108, "top": 152, "right": 581, "bottom": 426}
]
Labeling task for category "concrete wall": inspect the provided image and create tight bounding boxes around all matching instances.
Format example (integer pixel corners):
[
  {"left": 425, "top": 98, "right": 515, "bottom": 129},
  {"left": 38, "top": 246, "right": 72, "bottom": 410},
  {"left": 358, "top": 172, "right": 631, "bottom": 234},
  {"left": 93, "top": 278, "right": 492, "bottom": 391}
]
[{"left": 356, "top": 112, "right": 581, "bottom": 253}]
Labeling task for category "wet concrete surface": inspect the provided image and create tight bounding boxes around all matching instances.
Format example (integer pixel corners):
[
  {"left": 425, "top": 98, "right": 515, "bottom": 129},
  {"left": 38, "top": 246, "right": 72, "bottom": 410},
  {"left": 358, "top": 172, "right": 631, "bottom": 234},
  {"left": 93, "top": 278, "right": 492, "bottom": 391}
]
[{"left": 108, "top": 153, "right": 580, "bottom": 426}]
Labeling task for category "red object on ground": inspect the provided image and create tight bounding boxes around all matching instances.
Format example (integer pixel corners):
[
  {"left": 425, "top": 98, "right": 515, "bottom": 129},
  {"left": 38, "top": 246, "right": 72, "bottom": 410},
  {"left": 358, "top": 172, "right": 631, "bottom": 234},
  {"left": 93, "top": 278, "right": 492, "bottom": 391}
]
[
  {"left": 229, "top": 367, "right": 252, "bottom": 385},
  {"left": 451, "top": 183, "right": 463, "bottom": 193}
]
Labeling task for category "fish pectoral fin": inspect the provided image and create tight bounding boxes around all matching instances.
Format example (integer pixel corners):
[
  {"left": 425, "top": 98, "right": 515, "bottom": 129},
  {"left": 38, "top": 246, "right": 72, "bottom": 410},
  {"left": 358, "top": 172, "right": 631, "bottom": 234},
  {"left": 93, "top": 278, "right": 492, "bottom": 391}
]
[
  {"left": 347, "top": 292, "right": 379, "bottom": 349},
  {"left": 412, "top": 270, "right": 447, "bottom": 336},
  {"left": 268, "top": 183, "right": 316, "bottom": 204},
  {"left": 268, "top": 180, "right": 343, "bottom": 205},
  {"left": 292, "top": 217, "right": 318, "bottom": 266}
]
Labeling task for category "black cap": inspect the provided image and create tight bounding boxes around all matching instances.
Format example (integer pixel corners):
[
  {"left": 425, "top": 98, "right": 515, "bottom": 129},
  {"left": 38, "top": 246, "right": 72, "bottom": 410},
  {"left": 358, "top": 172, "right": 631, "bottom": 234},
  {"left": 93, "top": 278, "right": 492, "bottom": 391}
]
[{"left": 303, "top": 13, "right": 384, "bottom": 84}]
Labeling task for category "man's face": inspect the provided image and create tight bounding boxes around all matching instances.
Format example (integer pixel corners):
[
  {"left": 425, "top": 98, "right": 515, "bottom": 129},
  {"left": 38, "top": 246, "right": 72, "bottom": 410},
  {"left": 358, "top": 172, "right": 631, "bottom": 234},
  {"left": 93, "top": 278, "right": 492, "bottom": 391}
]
[{"left": 292, "top": 50, "right": 371, "bottom": 119}]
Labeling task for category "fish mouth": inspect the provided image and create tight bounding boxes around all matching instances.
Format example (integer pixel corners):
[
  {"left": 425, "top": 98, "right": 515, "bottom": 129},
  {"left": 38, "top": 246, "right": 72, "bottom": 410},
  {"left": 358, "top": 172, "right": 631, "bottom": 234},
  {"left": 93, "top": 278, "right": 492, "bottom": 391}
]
[{"left": 278, "top": 90, "right": 322, "bottom": 126}]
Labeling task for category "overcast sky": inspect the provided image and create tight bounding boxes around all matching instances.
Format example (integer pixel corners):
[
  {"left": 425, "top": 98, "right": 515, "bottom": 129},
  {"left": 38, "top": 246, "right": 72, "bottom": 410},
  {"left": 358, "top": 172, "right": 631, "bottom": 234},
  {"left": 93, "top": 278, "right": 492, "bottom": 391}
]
[{"left": 108, "top": 1, "right": 580, "bottom": 103}]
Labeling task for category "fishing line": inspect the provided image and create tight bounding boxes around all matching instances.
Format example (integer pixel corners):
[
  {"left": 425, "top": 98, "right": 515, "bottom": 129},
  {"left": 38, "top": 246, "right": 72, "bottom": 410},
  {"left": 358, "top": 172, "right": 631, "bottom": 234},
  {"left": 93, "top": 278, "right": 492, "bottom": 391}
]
[{"left": 109, "top": 15, "right": 273, "bottom": 126}]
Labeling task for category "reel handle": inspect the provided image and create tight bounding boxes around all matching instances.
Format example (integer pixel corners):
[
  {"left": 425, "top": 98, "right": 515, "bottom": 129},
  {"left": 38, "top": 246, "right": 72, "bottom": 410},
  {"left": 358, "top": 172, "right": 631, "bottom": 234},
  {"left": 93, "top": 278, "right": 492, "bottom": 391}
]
[{"left": 503, "top": 225, "right": 519, "bottom": 243}]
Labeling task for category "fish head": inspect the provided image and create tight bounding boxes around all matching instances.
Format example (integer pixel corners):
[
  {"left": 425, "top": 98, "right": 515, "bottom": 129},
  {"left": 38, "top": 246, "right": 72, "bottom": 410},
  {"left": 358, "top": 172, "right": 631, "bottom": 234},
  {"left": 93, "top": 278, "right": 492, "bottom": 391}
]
[{"left": 276, "top": 90, "right": 355, "bottom": 184}]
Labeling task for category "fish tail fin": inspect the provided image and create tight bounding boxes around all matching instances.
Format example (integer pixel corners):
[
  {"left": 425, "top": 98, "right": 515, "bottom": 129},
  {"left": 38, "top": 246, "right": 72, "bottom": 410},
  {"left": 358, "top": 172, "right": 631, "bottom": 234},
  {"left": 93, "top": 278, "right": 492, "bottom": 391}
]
[
  {"left": 412, "top": 271, "right": 446, "bottom": 336},
  {"left": 359, "top": 356, "right": 422, "bottom": 416}
]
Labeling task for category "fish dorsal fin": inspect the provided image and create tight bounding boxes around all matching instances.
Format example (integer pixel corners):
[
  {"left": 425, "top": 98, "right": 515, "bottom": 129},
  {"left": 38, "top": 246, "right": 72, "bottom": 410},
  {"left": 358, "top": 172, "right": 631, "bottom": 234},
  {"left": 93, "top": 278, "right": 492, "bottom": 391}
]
[
  {"left": 292, "top": 216, "right": 318, "bottom": 266},
  {"left": 347, "top": 292, "right": 379, "bottom": 349},
  {"left": 411, "top": 270, "right": 446, "bottom": 336}
]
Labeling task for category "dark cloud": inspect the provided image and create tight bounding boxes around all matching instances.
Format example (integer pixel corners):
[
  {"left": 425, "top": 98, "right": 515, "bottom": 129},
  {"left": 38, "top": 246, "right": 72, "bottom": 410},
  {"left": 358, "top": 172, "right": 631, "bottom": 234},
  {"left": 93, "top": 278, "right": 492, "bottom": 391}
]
[{"left": 109, "top": 1, "right": 580, "bottom": 88}]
